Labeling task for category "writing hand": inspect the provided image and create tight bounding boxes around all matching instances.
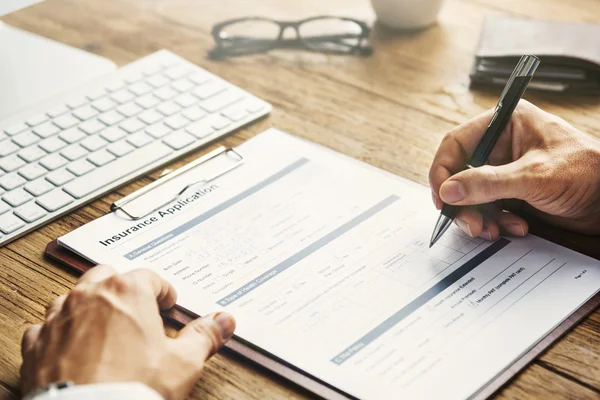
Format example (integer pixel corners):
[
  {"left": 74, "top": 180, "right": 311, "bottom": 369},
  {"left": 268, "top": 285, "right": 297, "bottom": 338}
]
[{"left": 429, "top": 100, "right": 600, "bottom": 239}]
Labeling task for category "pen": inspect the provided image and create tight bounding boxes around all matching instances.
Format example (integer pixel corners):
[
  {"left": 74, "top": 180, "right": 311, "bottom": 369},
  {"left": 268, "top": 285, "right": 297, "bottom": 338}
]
[{"left": 429, "top": 55, "right": 540, "bottom": 248}]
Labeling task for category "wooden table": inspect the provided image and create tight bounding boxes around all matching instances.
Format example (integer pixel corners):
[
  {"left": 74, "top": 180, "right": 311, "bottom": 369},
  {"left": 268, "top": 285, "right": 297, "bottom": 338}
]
[{"left": 1, "top": 0, "right": 599, "bottom": 398}]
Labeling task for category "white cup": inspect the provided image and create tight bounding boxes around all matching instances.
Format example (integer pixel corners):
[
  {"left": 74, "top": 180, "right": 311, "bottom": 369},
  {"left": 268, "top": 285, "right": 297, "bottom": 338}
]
[{"left": 370, "top": 0, "right": 445, "bottom": 30}]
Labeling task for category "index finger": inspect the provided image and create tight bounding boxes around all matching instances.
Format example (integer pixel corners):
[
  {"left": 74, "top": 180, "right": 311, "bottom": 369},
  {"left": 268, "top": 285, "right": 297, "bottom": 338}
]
[
  {"left": 124, "top": 269, "right": 177, "bottom": 310},
  {"left": 429, "top": 108, "right": 496, "bottom": 207}
]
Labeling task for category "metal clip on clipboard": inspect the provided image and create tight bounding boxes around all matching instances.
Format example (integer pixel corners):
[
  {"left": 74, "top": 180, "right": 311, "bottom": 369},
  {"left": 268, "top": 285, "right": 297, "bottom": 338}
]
[{"left": 110, "top": 147, "right": 244, "bottom": 220}]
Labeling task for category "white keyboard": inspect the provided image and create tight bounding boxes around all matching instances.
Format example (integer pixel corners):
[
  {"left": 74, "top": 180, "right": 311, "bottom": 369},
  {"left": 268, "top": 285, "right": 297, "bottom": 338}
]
[{"left": 0, "top": 50, "right": 271, "bottom": 247}]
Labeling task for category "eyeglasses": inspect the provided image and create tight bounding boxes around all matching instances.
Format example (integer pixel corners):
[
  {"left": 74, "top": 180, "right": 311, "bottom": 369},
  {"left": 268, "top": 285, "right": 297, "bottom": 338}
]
[{"left": 208, "top": 16, "right": 373, "bottom": 59}]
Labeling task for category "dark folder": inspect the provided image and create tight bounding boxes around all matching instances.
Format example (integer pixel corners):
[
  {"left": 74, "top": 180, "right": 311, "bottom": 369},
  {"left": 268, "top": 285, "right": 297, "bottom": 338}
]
[{"left": 471, "top": 16, "right": 600, "bottom": 93}]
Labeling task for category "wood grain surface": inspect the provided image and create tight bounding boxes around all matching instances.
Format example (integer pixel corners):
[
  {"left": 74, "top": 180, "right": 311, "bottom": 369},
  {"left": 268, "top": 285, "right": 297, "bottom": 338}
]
[{"left": 1, "top": 0, "right": 599, "bottom": 399}]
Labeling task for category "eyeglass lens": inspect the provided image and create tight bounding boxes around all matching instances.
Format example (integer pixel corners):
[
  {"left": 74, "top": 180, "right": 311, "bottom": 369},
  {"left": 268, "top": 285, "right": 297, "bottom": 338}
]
[
  {"left": 299, "top": 18, "right": 364, "bottom": 52},
  {"left": 219, "top": 19, "right": 281, "bottom": 52}
]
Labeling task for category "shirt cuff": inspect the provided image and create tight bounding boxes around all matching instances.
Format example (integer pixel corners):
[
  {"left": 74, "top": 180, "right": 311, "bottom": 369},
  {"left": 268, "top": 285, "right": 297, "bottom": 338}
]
[{"left": 29, "top": 382, "right": 164, "bottom": 400}]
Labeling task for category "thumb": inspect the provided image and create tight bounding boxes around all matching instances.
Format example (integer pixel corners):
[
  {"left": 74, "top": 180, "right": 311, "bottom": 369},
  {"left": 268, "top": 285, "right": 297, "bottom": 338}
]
[
  {"left": 174, "top": 312, "right": 236, "bottom": 363},
  {"left": 439, "top": 162, "right": 529, "bottom": 206}
]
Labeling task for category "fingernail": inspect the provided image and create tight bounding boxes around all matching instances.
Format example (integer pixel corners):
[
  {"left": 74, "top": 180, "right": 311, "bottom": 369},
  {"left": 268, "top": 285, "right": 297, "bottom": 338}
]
[
  {"left": 481, "top": 228, "right": 492, "bottom": 241},
  {"left": 440, "top": 181, "right": 465, "bottom": 203},
  {"left": 506, "top": 224, "right": 526, "bottom": 237},
  {"left": 213, "top": 312, "right": 236, "bottom": 340},
  {"left": 456, "top": 218, "right": 473, "bottom": 237}
]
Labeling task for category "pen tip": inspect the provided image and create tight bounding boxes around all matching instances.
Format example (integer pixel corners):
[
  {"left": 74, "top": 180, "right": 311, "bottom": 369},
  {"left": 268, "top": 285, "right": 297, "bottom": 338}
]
[{"left": 429, "top": 242, "right": 433, "bottom": 248}]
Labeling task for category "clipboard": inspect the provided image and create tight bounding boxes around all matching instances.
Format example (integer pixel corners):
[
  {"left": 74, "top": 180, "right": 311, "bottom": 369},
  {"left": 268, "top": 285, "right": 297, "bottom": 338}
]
[{"left": 44, "top": 141, "right": 600, "bottom": 400}]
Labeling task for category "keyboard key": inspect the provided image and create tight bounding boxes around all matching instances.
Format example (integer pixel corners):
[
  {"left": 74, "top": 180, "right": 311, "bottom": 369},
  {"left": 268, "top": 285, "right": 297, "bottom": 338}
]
[
  {"left": 164, "top": 65, "right": 191, "bottom": 80},
  {"left": 146, "top": 123, "right": 172, "bottom": 139},
  {"left": 92, "top": 97, "right": 118, "bottom": 113},
  {"left": 14, "top": 202, "right": 47, "bottom": 223},
  {"left": 33, "top": 122, "right": 60, "bottom": 138},
  {"left": 60, "top": 144, "right": 88, "bottom": 161},
  {"left": 246, "top": 101, "right": 267, "bottom": 114},
  {"left": 46, "top": 169, "right": 75, "bottom": 186},
  {"left": 3, "top": 188, "right": 32, "bottom": 207},
  {"left": 18, "top": 146, "right": 47, "bottom": 163},
  {"left": 86, "top": 88, "right": 107, "bottom": 101},
  {"left": 127, "top": 132, "right": 153, "bottom": 148},
  {"left": 106, "top": 80, "right": 125, "bottom": 92},
  {"left": 47, "top": 106, "right": 69, "bottom": 118},
  {"left": 129, "top": 82, "right": 153, "bottom": 96},
  {"left": 39, "top": 154, "right": 68, "bottom": 171},
  {"left": 53, "top": 114, "right": 80, "bottom": 130},
  {"left": 0, "top": 173, "right": 26, "bottom": 190},
  {"left": 143, "top": 64, "right": 162, "bottom": 76},
  {"left": 0, "top": 213, "right": 26, "bottom": 234},
  {"left": 120, "top": 118, "right": 146, "bottom": 133},
  {"left": 110, "top": 89, "right": 135, "bottom": 104},
  {"left": 79, "top": 119, "right": 106, "bottom": 135},
  {"left": 156, "top": 101, "right": 181, "bottom": 116},
  {"left": 39, "top": 137, "right": 67, "bottom": 153},
  {"left": 66, "top": 97, "right": 88, "bottom": 109},
  {"left": 107, "top": 141, "right": 135, "bottom": 157},
  {"left": 0, "top": 140, "right": 20, "bottom": 156},
  {"left": 124, "top": 73, "right": 143, "bottom": 84},
  {"left": 192, "top": 81, "right": 226, "bottom": 100},
  {"left": 0, "top": 155, "right": 26, "bottom": 173},
  {"left": 64, "top": 142, "right": 173, "bottom": 199},
  {"left": 98, "top": 110, "right": 126, "bottom": 126},
  {"left": 171, "top": 78, "right": 194, "bottom": 93},
  {"left": 73, "top": 105, "right": 99, "bottom": 121},
  {"left": 138, "top": 110, "right": 163, "bottom": 125},
  {"left": 135, "top": 94, "right": 160, "bottom": 109},
  {"left": 174, "top": 93, "right": 198, "bottom": 108},
  {"left": 0, "top": 200, "right": 10, "bottom": 215},
  {"left": 37, "top": 189, "right": 74, "bottom": 212},
  {"left": 26, "top": 114, "right": 49, "bottom": 127},
  {"left": 186, "top": 120, "right": 214, "bottom": 139},
  {"left": 163, "top": 114, "right": 189, "bottom": 130},
  {"left": 181, "top": 106, "right": 206, "bottom": 121},
  {"left": 222, "top": 105, "right": 248, "bottom": 122},
  {"left": 18, "top": 164, "right": 47, "bottom": 181},
  {"left": 59, "top": 127, "right": 87, "bottom": 144},
  {"left": 159, "top": 56, "right": 179, "bottom": 68},
  {"left": 88, "top": 150, "right": 116, "bottom": 167},
  {"left": 101, "top": 127, "right": 127, "bottom": 143},
  {"left": 200, "top": 90, "right": 244, "bottom": 113},
  {"left": 12, "top": 131, "right": 40, "bottom": 147},
  {"left": 117, "top": 102, "right": 143, "bottom": 118},
  {"left": 67, "top": 159, "right": 95, "bottom": 177},
  {"left": 188, "top": 72, "right": 211, "bottom": 85},
  {"left": 4, "top": 123, "right": 28, "bottom": 136},
  {"left": 210, "top": 115, "right": 231, "bottom": 130},
  {"left": 146, "top": 74, "right": 170, "bottom": 88},
  {"left": 154, "top": 86, "right": 178, "bottom": 101},
  {"left": 81, "top": 135, "right": 108, "bottom": 152},
  {"left": 25, "top": 178, "right": 55, "bottom": 197},
  {"left": 163, "top": 131, "right": 195, "bottom": 150}
]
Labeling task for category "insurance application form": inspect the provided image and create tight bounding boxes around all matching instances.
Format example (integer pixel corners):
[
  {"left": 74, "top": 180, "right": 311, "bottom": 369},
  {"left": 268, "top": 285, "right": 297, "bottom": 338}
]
[{"left": 60, "top": 129, "right": 600, "bottom": 400}]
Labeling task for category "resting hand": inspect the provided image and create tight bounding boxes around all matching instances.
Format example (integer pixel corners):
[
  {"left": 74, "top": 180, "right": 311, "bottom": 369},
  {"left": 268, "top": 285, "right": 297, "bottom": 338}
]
[
  {"left": 429, "top": 100, "right": 600, "bottom": 239},
  {"left": 20, "top": 265, "right": 236, "bottom": 400}
]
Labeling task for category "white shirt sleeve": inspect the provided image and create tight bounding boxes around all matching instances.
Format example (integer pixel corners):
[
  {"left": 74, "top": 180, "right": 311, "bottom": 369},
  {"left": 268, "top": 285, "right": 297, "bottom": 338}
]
[{"left": 28, "top": 382, "right": 164, "bottom": 400}]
